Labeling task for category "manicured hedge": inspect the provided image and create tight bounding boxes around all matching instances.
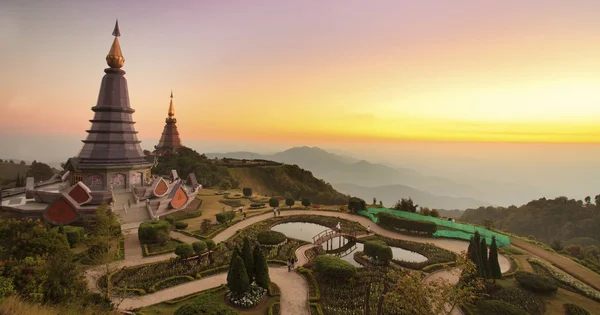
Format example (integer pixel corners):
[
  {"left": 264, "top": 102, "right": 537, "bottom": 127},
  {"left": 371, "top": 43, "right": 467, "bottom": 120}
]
[
  {"left": 314, "top": 255, "right": 356, "bottom": 280},
  {"left": 257, "top": 230, "right": 287, "bottom": 245},
  {"left": 364, "top": 240, "right": 392, "bottom": 264},
  {"left": 138, "top": 220, "right": 170, "bottom": 244},
  {"left": 63, "top": 225, "right": 85, "bottom": 247},
  {"left": 563, "top": 303, "right": 591, "bottom": 315},
  {"left": 514, "top": 271, "right": 558, "bottom": 294},
  {"left": 174, "top": 221, "right": 188, "bottom": 230},
  {"left": 376, "top": 212, "right": 437, "bottom": 235},
  {"left": 491, "top": 287, "right": 542, "bottom": 315},
  {"left": 475, "top": 300, "right": 529, "bottom": 315},
  {"left": 297, "top": 267, "right": 320, "bottom": 301},
  {"left": 243, "top": 188, "right": 253, "bottom": 197},
  {"left": 216, "top": 211, "right": 236, "bottom": 224}
]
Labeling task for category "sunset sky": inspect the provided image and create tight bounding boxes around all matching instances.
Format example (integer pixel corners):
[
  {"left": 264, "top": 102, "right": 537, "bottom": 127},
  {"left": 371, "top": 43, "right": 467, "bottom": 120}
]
[{"left": 2, "top": 0, "right": 600, "bottom": 145}]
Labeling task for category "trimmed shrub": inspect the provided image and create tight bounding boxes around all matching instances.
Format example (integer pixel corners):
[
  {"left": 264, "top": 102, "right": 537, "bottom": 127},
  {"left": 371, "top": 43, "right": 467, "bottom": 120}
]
[
  {"left": 364, "top": 240, "right": 392, "bottom": 264},
  {"left": 254, "top": 244, "right": 270, "bottom": 290},
  {"left": 249, "top": 203, "right": 266, "bottom": 209},
  {"left": 302, "top": 198, "right": 311, "bottom": 208},
  {"left": 268, "top": 197, "right": 280, "bottom": 208},
  {"left": 514, "top": 271, "right": 558, "bottom": 294},
  {"left": 174, "top": 221, "right": 188, "bottom": 230},
  {"left": 475, "top": 300, "right": 529, "bottom": 315},
  {"left": 314, "top": 255, "right": 356, "bottom": 280},
  {"left": 243, "top": 188, "right": 253, "bottom": 197},
  {"left": 192, "top": 241, "right": 207, "bottom": 255},
  {"left": 257, "top": 231, "right": 287, "bottom": 245},
  {"left": 175, "top": 243, "right": 194, "bottom": 259},
  {"left": 63, "top": 226, "right": 84, "bottom": 247},
  {"left": 563, "top": 303, "right": 591, "bottom": 315},
  {"left": 228, "top": 255, "right": 250, "bottom": 294},
  {"left": 492, "top": 287, "right": 542, "bottom": 315},
  {"left": 376, "top": 212, "right": 437, "bottom": 235},
  {"left": 165, "top": 215, "right": 176, "bottom": 224},
  {"left": 285, "top": 197, "right": 295, "bottom": 208},
  {"left": 138, "top": 220, "right": 170, "bottom": 244},
  {"left": 205, "top": 239, "right": 216, "bottom": 250},
  {"left": 216, "top": 211, "right": 236, "bottom": 224}
]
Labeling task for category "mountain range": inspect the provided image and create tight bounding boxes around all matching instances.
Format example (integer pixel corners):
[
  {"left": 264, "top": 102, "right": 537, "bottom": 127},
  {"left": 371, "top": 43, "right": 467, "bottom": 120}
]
[{"left": 206, "top": 146, "right": 494, "bottom": 210}]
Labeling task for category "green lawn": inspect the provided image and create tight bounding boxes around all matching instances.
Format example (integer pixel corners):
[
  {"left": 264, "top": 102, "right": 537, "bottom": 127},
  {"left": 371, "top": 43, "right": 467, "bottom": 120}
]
[{"left": 138, "top": 288, "right": 278, "bottom": 315}]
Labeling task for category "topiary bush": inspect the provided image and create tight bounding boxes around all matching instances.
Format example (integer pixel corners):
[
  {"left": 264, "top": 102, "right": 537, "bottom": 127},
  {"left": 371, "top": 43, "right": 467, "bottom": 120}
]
[
  {"left": 475, "top": 300, "right": 529, "bottom": 315},
  {"left": 314, "top": 255, "right": 356, "bottom": 280},
  {"left": 165, "top": 215, "right": 176, "bottom": 225},
  {"left": 175, "top": 221, "right": 189, "bottom": 230},
  {"left": 243, "top": 188, "right": 253, "bottom": 197},
  {"left": 363, "top": 240, "right": 392, "bottom": 265},
  {"left": 514, "top": 271, "right": 558, "bottom": 294},
  {"left": 491, "top": 287, "right": 542, "bottom": 315},
  {"left": 563, "top": 303, "right": 591, "bottom": 315},
  {"left": 205, "top": 239, "right": 216, "bottom": 251},
  {"left": 192, "top": 241, "right": 207, "bottom": 255},
  {"left": 63, "top": 225, "right": 85, "bottom": 247},
  {"left": 175, "top": 243, "right": 195, "bottom": 259},
  {"left": 138, "top": 220, "right": 171, "bottom": 244},
  {"left": 269, "top": 197, "right": 280, "bottom": 208},
  {"left": 257, "top": 230, "right": 287, "bottom": 246},
  {"left": 216, "top": 211, "right": 236, "bottom": 224}
]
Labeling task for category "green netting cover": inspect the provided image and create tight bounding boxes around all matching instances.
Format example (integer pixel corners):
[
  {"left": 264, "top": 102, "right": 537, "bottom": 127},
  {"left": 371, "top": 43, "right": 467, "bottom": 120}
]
[{"left": 358, "top": 207, "right": 510, "bottom": 246}]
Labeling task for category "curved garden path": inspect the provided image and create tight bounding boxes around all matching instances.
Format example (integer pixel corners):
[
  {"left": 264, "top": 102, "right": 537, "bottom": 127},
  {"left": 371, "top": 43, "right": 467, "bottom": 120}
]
[{"left": 94, "top": 210, "right": 518, "bottom": 313}]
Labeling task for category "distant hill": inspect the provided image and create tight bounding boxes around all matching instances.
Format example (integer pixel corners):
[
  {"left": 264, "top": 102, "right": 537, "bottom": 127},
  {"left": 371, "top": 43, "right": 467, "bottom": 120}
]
[
  {"left": 334, "top": 182, "right": 489, "bottom": 210},
  {"left": 206, "top": 146, "right": 495, "bottom": 208},
  {"left": 154, "top": 147, "right": 348, "bottom": 205},
  {"left": 0, "top": 160, "right": 57, "bottom": 186}
]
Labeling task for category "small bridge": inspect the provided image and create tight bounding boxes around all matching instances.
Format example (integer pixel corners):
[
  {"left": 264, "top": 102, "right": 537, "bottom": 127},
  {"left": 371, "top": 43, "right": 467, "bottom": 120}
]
[{"left": 313, "top": 229, "right": 358, "bottom": 249}]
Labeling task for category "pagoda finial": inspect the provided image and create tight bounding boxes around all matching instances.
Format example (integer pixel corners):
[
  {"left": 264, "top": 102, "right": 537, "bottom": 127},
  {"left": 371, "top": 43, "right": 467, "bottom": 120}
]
[
  {"left": 106, "top": 19, "right": 125, "bottom": 68},
  {"left": 168, "top": 91, "right": 175, "bottom": 118}
]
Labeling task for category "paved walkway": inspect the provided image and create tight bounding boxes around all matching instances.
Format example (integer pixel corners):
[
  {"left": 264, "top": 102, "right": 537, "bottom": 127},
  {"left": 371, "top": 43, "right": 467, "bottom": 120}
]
[{"left": 93, "top": 210, "right": 518, "bottom": 313}]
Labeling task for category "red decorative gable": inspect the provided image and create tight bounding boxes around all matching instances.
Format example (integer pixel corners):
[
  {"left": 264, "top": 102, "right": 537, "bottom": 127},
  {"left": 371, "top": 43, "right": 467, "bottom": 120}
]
[
  {"left": 152, "top": 177, "right": 169, "bottom": 197},
  {"left": 43, "top": 195, "right": 80, "bottom": 225},
  {"left": 169, "top": 186, "right": 189, "bottom": 209},
  {"left": 68, "top": 182, "right": 93, "bottom": 205}
]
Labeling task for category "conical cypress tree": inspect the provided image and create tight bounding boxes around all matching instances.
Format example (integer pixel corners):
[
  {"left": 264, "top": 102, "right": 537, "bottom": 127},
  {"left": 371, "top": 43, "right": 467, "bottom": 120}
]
[
  {"left": 489, "top": 236, "right": 502, "bottom": 279},
  {"left": 479, "top": 237, "right": 489, "bottom": 279},
  {"left": 241, "top": 237, "right": 255, "bottom": 283},
  {"left": 467, "top": 237, "right": 476, "bottom": 264},
  {"left": 228, "top": 255, "right": 250, "bottom": 295},
  {"left": 15, "top": 173, "right": 20, "bottom": 188},
  {"left": 253, "top": 244, "right": 270, "bottom": 290},
  {"left": 227, "top": 247, "right": 241, "bottom": 284}
]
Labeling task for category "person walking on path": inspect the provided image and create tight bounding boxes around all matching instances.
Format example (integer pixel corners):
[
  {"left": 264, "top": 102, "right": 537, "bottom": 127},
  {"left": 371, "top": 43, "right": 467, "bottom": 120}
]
[
  {"left": 277, "top": 209, "right": 281, "bottom": 216},
  {"left": 336, "top": 222, "right": 341, "bottom": 233},
  {"left": 273, "top": 208, "right": 277, "bottom": 217},
  {"left": 290, "top": 257, "right": 295, "bottom": 269},
  {"left": 367, "top": 225, "right": 371, "bottom": 235},
  {"left": 243, "top": 212, "right": 247, "bottom": 220},
  {"left": 287, "top": 259, "right": 291, "bottom": 272}
]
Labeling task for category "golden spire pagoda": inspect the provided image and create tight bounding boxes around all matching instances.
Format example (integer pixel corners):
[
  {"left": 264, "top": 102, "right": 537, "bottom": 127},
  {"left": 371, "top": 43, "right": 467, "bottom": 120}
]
[
  {"left": 106, "top": 19, "right": 125, "bottom": 68},
  {"left": 168, "top": 91, "right": 175, "bottom": 118}
]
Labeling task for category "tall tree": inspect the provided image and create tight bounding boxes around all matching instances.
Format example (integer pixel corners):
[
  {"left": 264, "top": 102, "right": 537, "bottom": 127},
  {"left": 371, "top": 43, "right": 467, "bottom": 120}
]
[
  {"left": 479, "top": 238, "right": 489, "bottom": 279},
  {"left": 15, "top": 173, "right": 20, "bottom": 187},
  {"left": 253, "top": 245, "right": 270, "bottom": 290},
  {"left": 241, "top": 237, "right": 255, "bottom": 283},
  {"left": 227, "top": 255, "right": 250, "bottom": 295},
  {"left": 227, "top": 247, "right": 241, "bottom": 284},
  {"left": 488, "top": 236, "right": 502, "bottom": 280}
]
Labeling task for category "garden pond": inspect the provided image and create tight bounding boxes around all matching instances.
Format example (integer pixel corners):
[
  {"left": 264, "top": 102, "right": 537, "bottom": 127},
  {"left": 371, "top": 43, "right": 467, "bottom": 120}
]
[{"left": 271, "top": 222, "right": 427, "bottom": 267}]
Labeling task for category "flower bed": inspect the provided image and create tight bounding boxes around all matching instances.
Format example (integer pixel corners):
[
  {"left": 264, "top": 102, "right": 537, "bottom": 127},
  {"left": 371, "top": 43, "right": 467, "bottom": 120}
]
[
  {"left": 249, "top": 203, "right": 266, "bottom": 209},
  {"left": 149, "top": 275, "right": 195, "bottom": 293},
  {"left": 527, "top": 257, "right": 600, "bottom": 302},
  {"left": 227, "top": 285, "right": 267, "bottom": 308},
  {"left": 219, "top": 199, "right": 244, "bottom": 207},
  {"left": 268, "top": 301, "right": 280, "bottom": 315}
]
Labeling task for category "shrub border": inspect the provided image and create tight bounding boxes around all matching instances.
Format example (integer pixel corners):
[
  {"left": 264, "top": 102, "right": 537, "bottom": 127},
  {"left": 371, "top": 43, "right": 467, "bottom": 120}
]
[
  {"left": 296, "top": 267, "right": 320, "bottom": 301},
  {"left": 148, "top": 275, "right": 195, "bottom": 293},
  {"left": 142, "top": 238, "right": 185, "bottom": 257}
]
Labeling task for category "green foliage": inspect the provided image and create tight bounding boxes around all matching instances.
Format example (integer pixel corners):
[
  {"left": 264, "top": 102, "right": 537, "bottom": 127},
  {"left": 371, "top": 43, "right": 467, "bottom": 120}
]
[
  {"left": 153, "top": 146, "right": 236, "bottom": 188},
  {"left": 205, "top": 239, "right": 216, "bottom": 251},
  {"left": 165, "top": 215, "right": 176, "bottom": 225},
  {"left": 174, "top": 293, "right": 239, "bottom": 315},
  {"left": 241, "top": 237, "right": 255, "bottom": 283},
  {"left": 460, "top": 196, "right": 600, "bottom": 246},
  {"left": 242, "top": 188, "right": 253, "bottom": 197},
  {"left": 514, "top": 271, "right": 558, "bottom": 294},
  {"left": 227, "top": 255, "right": 250, "bottom": 295},
  {"left": 302, "top": 198, "right": 311, "bottom": 208},
  {"left": 138, "top": 220, "right": 171, "bottom": 245},
  {"left": 174, "top": 221, "right": 188, "bottom": 230},
  {"left": 363, "top": 240, "right": 392, "bottom": 264},
  {"left": 256, "top": 230, "right": 287, "bottom": 245},
  {"left": 392, "top": 197, "right": 418, "bottom": 212},
  {"left": 479, "top": 237, "right": 490, "bottom": 279},
  {"left": 0, "top": 276, "right": 15, "bottom": 299},
  {"left": 216, "top": 211, "right": 236, "bottom": 224},
  {"left": 285, "top": 197, "right": 295, "bottom": 208},
  {"left": 475, "top": 300, "right": 529, "bottom": 315},
  {"left": 62, "top": 226, "right": 85, "bottom": 248},
  {"left": 175, "top": 243, "right": 195, "bottom": 259},
  {"left": 314, "top": 255, "right": 356, "bottom": 280},
  {"left": 192, "top": 241, "right": 207, "bottom": 255},
  {"left": 253, "top": 245, "right": 270, "bottom": 290},
  {"left": 489, "top": 236, "right": 502, "bottom": 279},
  {"left": 563, "top": 303, "right": 591, "bottom": 315},
  {"left": 201, "top": 219, "right": 212, "bottom": 233},
  {"left": 491, "top": 287, "right": 542, "bottom": 315},
  {"left": 348, "top": 196, "right": 367, "bottom": 212},
  {"left": 376, "top": 212, "right": 437, "bottom": 235},
  {"left": 269, "top": 197, "right": 280, "bottom": 208}
]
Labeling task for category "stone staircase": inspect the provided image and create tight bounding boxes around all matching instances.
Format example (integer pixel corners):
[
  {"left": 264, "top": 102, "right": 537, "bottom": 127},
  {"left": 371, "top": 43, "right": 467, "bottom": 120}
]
[{"left": 112, "top": 191, "right": 151, "bottom": 224}]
